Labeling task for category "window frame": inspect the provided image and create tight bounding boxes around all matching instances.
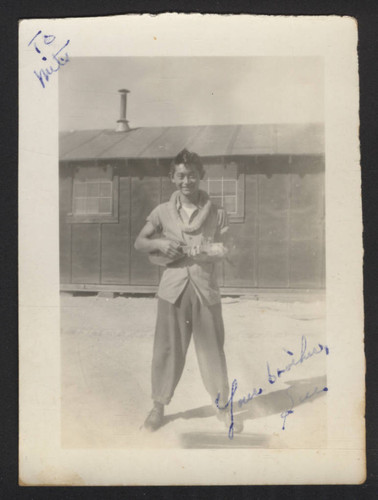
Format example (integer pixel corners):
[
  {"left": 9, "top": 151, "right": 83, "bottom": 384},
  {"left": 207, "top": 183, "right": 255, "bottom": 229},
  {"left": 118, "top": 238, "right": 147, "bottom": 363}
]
[
  {"left": 66, "top": 162, "right": 119, "bottom": 224},
  {"left": 201, "top": 159, "right": 245, "bottom": 223}
]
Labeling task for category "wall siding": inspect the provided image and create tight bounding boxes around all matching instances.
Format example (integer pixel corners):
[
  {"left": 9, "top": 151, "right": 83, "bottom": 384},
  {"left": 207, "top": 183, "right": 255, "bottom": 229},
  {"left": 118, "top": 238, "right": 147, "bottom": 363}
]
[
  {"left": 71, "top": 223, "right": 101, "bottom": 283},
  {"left": 257, "top": 172, "right": 291, "bottom": 287},
  {"left": 129, "top": 162, "right": 161, "bottom": 285},
  {"left": 289, "top": 171, "right": 324, "bottom": 287},
  {"left": 101, "top": 175, "right": 131, "bottom": 284},
  {"left": 224, "top": 172, "right": 258, "bottom": 287},
  {"left": 60, "top": 156, "right": 325, "bottom": 290}
]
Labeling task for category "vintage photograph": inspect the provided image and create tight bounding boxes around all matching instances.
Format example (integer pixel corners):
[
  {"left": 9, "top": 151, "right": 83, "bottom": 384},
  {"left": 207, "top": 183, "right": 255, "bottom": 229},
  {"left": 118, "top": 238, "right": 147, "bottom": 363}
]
[
  {"left": 59, "top": 56, "right": 327, "bottom": 449},
  {"left": 19, "top": 15, "right": 364, "bottom": 485}
]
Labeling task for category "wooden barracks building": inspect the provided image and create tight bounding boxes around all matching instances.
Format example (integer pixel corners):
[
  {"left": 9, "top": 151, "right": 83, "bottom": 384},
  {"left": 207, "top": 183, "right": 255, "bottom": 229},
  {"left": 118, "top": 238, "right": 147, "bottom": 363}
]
[{"left": 59, "top": 90, "right": 325, "bottom": 294}]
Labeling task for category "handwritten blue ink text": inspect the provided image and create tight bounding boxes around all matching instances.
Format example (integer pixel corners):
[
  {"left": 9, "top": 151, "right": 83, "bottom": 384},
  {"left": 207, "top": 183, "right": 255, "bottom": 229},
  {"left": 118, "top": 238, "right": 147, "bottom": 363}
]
[
  {"left": 28, "top": 30, "right": 70, "bottom": 89},
  {"left": 267, "top": 335, "right": 329, "bottom": 385}
]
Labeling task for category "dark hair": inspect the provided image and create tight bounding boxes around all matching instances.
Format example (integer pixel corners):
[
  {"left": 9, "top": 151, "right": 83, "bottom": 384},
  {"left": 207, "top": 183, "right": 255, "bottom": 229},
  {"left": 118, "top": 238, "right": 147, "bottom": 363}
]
[{"left": 170, "top": 149, "right": 205, "bottom": 179}]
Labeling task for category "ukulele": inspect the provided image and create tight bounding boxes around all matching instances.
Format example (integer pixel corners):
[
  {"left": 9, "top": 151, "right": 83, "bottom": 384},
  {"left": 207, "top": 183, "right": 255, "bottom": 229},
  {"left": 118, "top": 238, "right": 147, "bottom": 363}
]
[{"left": 148, "top": 237, "right": 227, "bottom": 267}]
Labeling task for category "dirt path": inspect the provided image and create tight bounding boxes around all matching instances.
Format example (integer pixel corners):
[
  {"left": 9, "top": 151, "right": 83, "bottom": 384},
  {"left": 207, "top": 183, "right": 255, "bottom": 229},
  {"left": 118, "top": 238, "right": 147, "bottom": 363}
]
[{"left": 61, "top": 293, "right": 327, "bottom": 449}]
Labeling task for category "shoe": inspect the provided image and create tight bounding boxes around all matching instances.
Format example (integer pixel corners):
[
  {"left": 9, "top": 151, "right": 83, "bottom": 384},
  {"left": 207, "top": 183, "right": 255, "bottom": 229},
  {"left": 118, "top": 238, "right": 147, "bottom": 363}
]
[
  {"left": 143, "top": 403, "right": 164, "bottom": 431},
  {"left": 216, "top": 408, "right": 244, "bottom": 435}
]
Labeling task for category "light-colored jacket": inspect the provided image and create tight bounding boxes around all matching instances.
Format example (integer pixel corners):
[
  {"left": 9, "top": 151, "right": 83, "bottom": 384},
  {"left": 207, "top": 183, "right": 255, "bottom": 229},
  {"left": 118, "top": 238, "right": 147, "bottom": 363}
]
[{"left": 146, "top": 193, "right": 229, "bottom": 305}]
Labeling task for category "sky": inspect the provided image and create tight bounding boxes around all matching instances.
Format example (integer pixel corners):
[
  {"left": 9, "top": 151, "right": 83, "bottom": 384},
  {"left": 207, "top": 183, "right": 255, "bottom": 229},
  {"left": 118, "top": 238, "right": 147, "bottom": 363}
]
[{"left": 59, "top": 57, "right": 324, "bottom": 131}]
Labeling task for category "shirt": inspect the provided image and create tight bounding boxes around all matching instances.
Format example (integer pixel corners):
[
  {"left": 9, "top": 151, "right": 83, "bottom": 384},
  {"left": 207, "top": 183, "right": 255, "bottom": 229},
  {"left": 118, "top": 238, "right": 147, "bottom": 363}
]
[
  {"left": 146, "top": 193, "right": 229, "bottom": 305},
  {"left": 181, "top": 205, "right": 197, "bottom": 219}
]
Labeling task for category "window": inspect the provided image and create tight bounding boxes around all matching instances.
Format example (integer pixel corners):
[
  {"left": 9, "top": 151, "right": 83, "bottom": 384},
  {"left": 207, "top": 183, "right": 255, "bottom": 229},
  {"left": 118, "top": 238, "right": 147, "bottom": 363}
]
[
  {"left": 207, "top": 178, "right": 238, "bottom": 215},
  {"left": 73, "top": 179, "right": 113, "bottom": 215},
  {"left": 201, "top": 161, "right": 245, "bottom": 222},
  {"left": 67, "top": 164, "right": 119, "bottom": 223}
]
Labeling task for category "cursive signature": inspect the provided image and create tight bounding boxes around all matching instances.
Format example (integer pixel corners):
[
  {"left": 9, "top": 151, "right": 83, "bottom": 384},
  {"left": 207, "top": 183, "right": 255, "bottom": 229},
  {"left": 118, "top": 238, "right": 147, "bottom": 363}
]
[
  {"left": 215, "top": 379, "right": 238, "bottom": 439},
  {"left": 267, "top": 335, "right": 329, "bottom": 385},
  {"left": 238, "top": 385, "right": 263, "bottom": 409},
  {"left": 215, "top": 335, "right": 330, "bottom": 438},
  {"left": 28, "top": 30, "right": 70, "bottom": 89},
  {"left": 280, "top": 385, "right": 328, "bottom": 430}
]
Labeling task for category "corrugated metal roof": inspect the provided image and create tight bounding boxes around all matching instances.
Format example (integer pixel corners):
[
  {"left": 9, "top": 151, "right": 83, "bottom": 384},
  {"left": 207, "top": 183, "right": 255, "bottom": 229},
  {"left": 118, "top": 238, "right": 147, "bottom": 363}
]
[{"left": 60, "top": 123, "right": 324, "bottom": 161}]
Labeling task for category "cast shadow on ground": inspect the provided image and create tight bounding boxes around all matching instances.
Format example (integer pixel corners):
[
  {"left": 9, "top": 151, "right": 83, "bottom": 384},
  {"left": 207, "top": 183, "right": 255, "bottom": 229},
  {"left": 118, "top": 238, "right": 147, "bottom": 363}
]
[
  {"left": 236, "top": 374, "right": 327, "bottom": 423},
  {"left": 164, "top": 375, "right": 327, "bottom": 424},
  {"left": 162, "top": 375, "right": 327, "bottom": 448}
]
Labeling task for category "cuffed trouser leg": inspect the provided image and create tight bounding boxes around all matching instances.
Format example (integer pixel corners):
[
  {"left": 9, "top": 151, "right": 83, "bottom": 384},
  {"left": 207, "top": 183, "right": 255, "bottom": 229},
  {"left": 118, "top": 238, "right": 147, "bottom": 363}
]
[
  {"left": 191, "top": 291, "right": 230, "bottom": 407},
  {"left": 151, "top": 282, "right": 230, "bottom": 407}
]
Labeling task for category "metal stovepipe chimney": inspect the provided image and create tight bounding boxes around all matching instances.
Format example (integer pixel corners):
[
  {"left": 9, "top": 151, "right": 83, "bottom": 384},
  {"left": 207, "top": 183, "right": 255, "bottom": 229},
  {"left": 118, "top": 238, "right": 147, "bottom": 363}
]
[{"left": 116, "top": 89, "right": 130, "bottom": 132}]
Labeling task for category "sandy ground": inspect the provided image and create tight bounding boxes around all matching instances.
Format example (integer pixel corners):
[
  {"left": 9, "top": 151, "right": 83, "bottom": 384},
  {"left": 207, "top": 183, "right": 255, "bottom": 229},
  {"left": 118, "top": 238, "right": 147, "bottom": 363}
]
[{"left": 61, "top": 292, "right": 327, "bottom": 450}]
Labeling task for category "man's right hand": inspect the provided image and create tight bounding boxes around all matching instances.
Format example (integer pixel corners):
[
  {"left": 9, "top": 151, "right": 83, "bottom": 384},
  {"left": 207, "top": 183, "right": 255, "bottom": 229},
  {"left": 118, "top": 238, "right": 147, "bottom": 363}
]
[{"left": 157, "top": 239, "right": 183, "bottom": 259}]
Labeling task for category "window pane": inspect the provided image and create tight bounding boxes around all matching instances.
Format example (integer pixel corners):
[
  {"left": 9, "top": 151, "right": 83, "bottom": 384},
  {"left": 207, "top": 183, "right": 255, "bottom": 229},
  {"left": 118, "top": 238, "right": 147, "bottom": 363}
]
[
  {"left": 223, "top": 179, "right": 237, "bottom": 195},
  {"left": 210, "top": 196, "right": 223, "bottom": 207},
  {"left": 99, "top": 182, "right": 112, "bottom": 197},
  {"left": 71, "top": 166, "right": 117, "bottom": 219},
  {"left": 99, "top": 198, "right": 112, "bottom": 214},
  {"left": 73, "top": 181, "right": 86, "bottom": 197},
  {"left": 223, "top": 196, "right": 237, "bottom": 214},
  {"left": 87, "top": 182, "right": 99, "bottom": 198},
  {"left": 208, "top": 180, "right": 222, "bottom": 195},
  {"left": 86, "top": 198, "right": 99, "bottom": 214}
]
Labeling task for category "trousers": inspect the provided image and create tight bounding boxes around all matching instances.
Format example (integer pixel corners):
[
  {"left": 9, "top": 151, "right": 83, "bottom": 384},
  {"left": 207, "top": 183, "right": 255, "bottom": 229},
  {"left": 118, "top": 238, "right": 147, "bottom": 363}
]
[{"left": 151, "top": 282, "right": 230, "bottom": 406}]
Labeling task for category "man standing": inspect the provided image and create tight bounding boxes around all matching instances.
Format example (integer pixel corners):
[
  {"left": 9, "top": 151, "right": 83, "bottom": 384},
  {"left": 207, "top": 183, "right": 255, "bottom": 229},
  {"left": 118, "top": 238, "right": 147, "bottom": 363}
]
[{"left": 134, "top": 149, "right": 242, "bottom": 434}]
